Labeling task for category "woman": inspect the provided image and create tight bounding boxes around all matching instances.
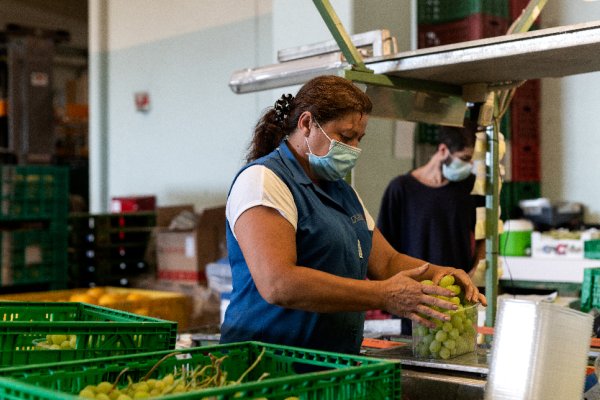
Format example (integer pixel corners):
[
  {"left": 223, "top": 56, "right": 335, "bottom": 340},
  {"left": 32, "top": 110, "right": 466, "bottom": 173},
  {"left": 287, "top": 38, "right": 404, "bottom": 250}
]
[{"left": 220, "top": 75, "right": 486, "bottom": 354}]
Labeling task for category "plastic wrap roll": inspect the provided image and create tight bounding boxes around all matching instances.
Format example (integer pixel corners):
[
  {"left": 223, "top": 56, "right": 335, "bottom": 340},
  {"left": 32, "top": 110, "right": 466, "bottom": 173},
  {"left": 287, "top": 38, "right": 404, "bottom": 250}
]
[{"left": 485, "top": 299, "right": 593, "bottom": 400}]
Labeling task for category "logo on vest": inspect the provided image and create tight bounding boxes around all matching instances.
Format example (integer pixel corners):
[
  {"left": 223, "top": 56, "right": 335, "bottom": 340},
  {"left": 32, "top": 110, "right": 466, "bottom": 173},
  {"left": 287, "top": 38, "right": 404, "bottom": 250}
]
[{"left": 351, "top": 214, "right": 365, "bottom": 224}]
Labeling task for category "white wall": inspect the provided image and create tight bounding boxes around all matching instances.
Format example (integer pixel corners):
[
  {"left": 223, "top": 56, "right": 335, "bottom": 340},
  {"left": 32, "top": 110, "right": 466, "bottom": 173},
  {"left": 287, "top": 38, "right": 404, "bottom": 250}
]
[
  {"left": 89, "top": 0, "right": 273, "bottom": 212},
  {"left": 540, "top": 1, "right": 600, "bottom": 223}
]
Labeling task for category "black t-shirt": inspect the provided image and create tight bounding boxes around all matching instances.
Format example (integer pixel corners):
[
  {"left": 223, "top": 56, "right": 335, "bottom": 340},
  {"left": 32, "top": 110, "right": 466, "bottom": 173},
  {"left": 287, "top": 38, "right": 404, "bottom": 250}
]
[{"left": 377, "top": 173, "right": 483, "bottom": 272}]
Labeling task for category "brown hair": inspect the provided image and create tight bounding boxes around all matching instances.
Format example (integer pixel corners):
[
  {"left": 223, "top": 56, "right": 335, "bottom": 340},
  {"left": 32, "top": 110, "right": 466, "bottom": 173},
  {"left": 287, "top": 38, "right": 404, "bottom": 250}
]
[
  {"left": 246, "top": 75, "right": 372, "bottom": 162},
  {"left": 438, "top": 119, "right": 478, "bottom": 153}
]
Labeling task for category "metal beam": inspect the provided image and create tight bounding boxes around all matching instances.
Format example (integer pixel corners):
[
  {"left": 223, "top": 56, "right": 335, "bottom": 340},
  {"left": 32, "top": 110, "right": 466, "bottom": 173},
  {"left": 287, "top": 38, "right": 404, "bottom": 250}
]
[{"left": 312, "top": 0, "right": 371, "bottom": 72}]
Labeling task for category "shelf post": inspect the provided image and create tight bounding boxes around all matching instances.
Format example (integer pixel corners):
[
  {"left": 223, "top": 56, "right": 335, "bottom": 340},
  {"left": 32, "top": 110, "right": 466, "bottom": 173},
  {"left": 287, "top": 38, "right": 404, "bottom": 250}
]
[
  {"left": 485, "top": 122, "right": 500, "bottom": 328},
  {"left": 312, "top": 0, "right": 372, "bottom": 73}
]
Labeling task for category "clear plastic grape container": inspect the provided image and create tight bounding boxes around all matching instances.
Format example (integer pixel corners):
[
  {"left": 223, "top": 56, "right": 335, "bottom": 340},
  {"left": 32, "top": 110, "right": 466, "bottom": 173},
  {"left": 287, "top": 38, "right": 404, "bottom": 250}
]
[{"left": 412, "top": 303, "right": 478, "bottom": 360}]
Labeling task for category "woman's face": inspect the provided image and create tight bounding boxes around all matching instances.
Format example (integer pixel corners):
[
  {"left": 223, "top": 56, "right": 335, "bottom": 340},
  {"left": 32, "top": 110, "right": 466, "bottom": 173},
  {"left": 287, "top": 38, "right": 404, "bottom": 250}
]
[{"left": 308, "top": 112, "right": 369, "bottom": 156}]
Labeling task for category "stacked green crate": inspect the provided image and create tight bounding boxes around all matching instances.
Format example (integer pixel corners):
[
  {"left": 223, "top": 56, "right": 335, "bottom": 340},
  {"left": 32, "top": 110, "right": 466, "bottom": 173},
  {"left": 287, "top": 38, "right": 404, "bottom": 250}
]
[
  {"left": 418, "top": 0, "right": 509, "bottom": 24},
  {"left": 500, "top": 181, "right": 541, "bottom": 221},
  {"left": 68, "top": 212, "right": 156, "bottom": 287},
  {"left": 0, "top": 166, "right": 69, "bottom": 289}
]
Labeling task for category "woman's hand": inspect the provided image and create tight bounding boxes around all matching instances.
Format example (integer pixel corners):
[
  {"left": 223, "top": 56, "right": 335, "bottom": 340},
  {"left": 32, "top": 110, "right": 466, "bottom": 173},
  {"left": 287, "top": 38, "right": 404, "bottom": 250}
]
[
  {"left": 429, "top": 265, "right": 487, "bottom": 306},
  {"left": 381, "top": 264, "right": 459, "bottom": 329}
]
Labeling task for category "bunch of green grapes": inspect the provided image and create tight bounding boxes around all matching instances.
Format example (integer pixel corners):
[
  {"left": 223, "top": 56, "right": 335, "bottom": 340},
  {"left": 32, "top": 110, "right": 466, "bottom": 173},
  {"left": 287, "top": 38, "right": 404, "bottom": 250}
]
[
  {"left": 79, "top": 374, "right": 178, "bottom": 399},
  {"left": 412, "top": 275, "right": 478, "bottom": 360},
  {"left": 78, "top": 348, "right": 301, "bottom": 399},
  {"left": 34, "top": 334, "right": 77, "bottom": 350}
]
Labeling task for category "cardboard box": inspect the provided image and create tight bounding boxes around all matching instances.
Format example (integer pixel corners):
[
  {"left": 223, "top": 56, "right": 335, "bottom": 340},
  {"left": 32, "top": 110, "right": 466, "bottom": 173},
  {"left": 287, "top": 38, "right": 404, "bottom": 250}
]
[
  {"left": 156, "top": 205, "right": 226, "bottom": 284},
  {"left": 531, "top": 231, "right": 593, "bottom": 259}
]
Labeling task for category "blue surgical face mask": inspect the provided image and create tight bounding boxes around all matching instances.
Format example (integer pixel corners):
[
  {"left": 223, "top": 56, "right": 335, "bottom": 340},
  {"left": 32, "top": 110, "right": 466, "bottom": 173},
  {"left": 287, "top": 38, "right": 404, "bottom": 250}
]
[
  {"left": 442, "top": 156, "right": 472, "bottom": 182},
  {"left": 306, "top": 120, "right": 362, "bottom": 181}
]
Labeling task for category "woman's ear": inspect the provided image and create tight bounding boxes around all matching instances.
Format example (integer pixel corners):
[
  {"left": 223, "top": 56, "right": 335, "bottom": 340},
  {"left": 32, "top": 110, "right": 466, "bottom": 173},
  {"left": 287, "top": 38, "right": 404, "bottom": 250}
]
[{"left": 297, "top": 111, "right": 313, "bottom": 137}]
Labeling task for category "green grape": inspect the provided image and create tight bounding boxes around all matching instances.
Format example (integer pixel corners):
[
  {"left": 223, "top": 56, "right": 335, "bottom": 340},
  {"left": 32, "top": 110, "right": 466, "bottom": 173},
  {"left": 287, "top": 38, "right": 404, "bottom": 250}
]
[
  {"left": 442, "top": 322, "right": 453, "bottom": 333},
  {"left": 79, "top": 388, "right": 96, "bottom": 399},
  {"left": 439, "top": 275, "right": 455, "bottom": 288},
  {"left": 422, "top": 334, "right": 435, "bottom": 346},
  {"left": 435, "top": 330, "right": 448, "bottom": 342},
  {"left": 429, "top": 340, "right": 442, "bottom": 353},
  {"left": 447, "top": 285, "right": 461, "bottom": 295},
  {"left": 443, "top": 339, "right": 456, "bottom": 350},
  {"left": 135, "top": 382, "right": 149, "bottom": 393},
  {"left": 439, "top": 347, "right": 451, "bottom": 360},
  {"left": 451, "top": 313, "right": 463, "bottom": 325},
  {"left": 162, "top": 374, "right": 174, "bottom": 386},
  {"left": 415, "top": 325, "right": 429, "bottom": 336},
  {"left": 417, "top": 343, "right": 429, "bottom": 357},
  {"left": 96, "top": 394, "right": 110, "bottom": 400},
  {"left": 51, "top": 334, "right": 67, "bottom": 345},
  {"left": 421, "top": 279, "right": 434, "bottom": 285},
  {"left": 116, "top": 395, "right": 133, "bottom": 400},
  {"left": 449, "top": 328, "right": 460, "bottom": 339},
  {"left": 96, "top": 382, "right": 113, "bottom": 394},
  {"left": 109, "top": 391, "right": 122, "bottom": 400},
  {"left": 450, "top": 296, "right": 461, "bottom": 305}
]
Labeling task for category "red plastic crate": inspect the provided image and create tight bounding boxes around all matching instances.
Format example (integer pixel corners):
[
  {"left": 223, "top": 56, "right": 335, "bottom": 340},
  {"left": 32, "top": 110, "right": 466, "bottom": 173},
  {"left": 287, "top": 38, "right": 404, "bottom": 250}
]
[
  {"left": 514, "top": 79, "right": 541, "bottom": 102},
  {"left": 511, "top": 137, "right": 540, "bottom": 182},
  {"left": 511, "top": 80, "right": 540, "bottom": 141},
  {"left": 418, "top": 13, "right": 509, "bottom": 48}
]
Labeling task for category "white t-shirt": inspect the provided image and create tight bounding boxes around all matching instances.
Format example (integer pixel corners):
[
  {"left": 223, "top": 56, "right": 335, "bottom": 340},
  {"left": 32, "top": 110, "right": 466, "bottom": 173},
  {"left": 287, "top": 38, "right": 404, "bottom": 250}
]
[{"left": 227, "top": 165, "right": 375, "bottom": 239}]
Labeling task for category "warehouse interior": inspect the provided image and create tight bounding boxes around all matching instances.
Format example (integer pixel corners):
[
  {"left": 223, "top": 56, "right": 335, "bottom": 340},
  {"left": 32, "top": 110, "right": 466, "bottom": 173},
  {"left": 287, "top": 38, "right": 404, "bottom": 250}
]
[{"left": 3, "top": 1, "right": 600, "bottom": 398}]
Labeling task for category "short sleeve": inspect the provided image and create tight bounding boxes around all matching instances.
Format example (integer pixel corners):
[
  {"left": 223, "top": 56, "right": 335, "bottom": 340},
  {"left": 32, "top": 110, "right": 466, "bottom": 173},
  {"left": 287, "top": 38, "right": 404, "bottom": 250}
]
[{"left": 226, "top": 165, "right": 298, "bottom": 239}]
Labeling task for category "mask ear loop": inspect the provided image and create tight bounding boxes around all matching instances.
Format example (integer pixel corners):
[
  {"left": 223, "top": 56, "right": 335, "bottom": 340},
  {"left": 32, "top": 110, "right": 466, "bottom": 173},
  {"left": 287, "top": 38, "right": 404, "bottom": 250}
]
[{"left": 314, "top": 119, "right": 334, "bottom": 143}]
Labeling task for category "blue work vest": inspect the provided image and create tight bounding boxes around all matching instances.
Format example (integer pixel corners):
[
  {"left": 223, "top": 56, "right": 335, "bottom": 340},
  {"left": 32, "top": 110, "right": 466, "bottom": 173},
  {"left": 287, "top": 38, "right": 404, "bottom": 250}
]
[{"left": 220, "top": 140, "right": 373, "bottom": 354}]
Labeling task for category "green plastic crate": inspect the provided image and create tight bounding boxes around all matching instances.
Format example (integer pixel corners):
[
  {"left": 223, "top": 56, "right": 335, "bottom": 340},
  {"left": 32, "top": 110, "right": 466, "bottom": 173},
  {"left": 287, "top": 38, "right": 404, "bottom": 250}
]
[
  {"left": 1, "top": 227, "right": 67, "bottom": 287},
  {"left": 417, "top": 123, "right": 440, "bottom": 145},
  {"left": 500, "top": 181, "right": 541, "bottom": 221},
  {"left": 0, "top": 165, "right": 69, "bottom": 222},
  {"left": 581, "top": 268, "right": 600, "bottom": 312},
  {"left": 0, "top": 341, "right": 401, "bottom": 399},
  {"left": 418, "top": 0, "right": 509, "bottom": 24},
  {"left": 585, "top": 240, "right": 600, "bottom": 260},
  {"left": 0, "top": 302, "right": 177, "bottom": 367}
]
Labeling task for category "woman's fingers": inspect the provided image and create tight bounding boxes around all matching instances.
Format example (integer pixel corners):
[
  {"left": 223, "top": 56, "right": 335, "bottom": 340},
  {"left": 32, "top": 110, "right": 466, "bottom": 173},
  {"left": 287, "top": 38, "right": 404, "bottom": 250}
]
[{"left": 421, "top": 283, "right": 455, "bottom": 299}]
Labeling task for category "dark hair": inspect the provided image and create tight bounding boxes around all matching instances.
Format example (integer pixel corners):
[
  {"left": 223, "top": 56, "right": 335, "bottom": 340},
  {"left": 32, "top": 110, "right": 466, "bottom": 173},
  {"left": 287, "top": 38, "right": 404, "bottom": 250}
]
[
  {"left": 246, "top": 75, "right": 372, "bottom": 162},
  {"left": 438, "top": 119, "right": 478, "bottom": 153}
]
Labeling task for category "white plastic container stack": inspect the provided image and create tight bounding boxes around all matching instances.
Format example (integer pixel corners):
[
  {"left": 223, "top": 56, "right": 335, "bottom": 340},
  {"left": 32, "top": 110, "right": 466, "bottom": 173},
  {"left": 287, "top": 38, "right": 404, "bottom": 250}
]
[
  {"left": 485, "top": 299, "right": 593, "bottom": 400},
  {"left": 205, "top": 259, "right": 232, "bottom": 325}
]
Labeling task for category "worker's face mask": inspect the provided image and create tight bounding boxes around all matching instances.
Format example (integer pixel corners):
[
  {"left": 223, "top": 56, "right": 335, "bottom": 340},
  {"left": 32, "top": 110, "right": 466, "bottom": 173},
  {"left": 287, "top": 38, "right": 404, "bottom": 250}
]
[
  {"left": 442, "top": 155, "right": 472, "bottom": 182},
  {"left": 305, "top": 119, "right": 362, "bottom": 181}
]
